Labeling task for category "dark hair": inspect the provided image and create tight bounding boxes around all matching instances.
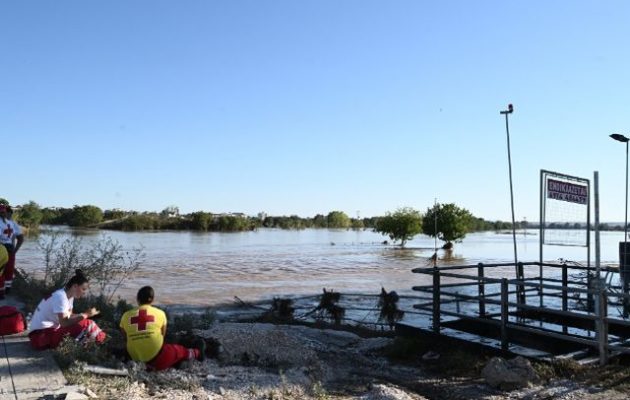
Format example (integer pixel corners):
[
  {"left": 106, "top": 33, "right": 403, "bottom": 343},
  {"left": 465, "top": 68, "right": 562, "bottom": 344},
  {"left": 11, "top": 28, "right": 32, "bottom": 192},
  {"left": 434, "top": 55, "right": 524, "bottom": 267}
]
[
  {"left": 65, "top": 269, "right": 89, "bottom": 289},
  {"left": 137, "top": 286, "right": 154, "bottom": 305}
]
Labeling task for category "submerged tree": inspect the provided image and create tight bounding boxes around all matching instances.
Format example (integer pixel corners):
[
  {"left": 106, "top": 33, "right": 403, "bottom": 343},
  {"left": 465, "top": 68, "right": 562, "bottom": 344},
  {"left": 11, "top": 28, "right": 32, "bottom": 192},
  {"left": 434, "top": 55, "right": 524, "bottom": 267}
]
[
  {"left": 326, "top": 211, "right": 351, "bottom": 229},
  {"left": 16, "top": 201, "right": 43, "bottom": 230},
  {"left": 68, "top": 205, "right": 103, "bottom": 227},
  {"left": 422, "top": 203, "right": 473, "bottom": 249},
  {"left": 374, "top": 207, "right": 423, "bottom": 248}
]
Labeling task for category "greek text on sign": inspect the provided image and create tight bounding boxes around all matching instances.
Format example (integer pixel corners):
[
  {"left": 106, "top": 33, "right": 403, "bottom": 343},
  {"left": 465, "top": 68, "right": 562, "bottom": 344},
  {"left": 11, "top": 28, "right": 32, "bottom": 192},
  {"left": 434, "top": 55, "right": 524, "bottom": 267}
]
[{"left": 547, "top": 179, "right": 588, "bottom": 205}]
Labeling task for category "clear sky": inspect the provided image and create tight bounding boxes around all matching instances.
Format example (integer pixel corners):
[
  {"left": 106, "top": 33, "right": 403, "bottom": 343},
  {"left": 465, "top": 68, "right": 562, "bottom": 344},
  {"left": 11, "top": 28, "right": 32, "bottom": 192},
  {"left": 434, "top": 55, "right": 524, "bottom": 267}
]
[{"left": 2, "top": 1, "right": 630, "bottom": 221}]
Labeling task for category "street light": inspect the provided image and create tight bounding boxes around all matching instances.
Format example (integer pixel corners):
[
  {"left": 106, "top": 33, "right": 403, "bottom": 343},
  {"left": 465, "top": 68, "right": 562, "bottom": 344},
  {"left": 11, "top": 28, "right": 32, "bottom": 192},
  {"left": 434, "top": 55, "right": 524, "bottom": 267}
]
[
  {"left": 611, "top": 133, "right": 629, "bottom": 242},
  {"left": 611, "top": 133, "right": 630, "bottom": 316},
  {"left": 499, "top": 104, "right": 525, "bottom": 303},
  {"left": 500, "top": 105, "right": 518, "bottom": 264}
]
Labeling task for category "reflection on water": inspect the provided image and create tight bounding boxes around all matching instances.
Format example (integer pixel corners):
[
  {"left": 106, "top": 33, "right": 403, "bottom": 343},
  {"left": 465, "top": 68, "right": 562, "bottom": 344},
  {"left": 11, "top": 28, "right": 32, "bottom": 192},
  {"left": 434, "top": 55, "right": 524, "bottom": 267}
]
[{"left": 17, "top": 228, "right": 623, "bottom": 305}]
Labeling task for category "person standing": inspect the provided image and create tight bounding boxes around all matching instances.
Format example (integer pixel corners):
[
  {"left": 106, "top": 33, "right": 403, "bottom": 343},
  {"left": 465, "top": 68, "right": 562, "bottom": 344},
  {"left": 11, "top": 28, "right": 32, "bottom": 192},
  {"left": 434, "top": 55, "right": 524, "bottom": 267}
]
[
  {"left": 120, "top": 286, "right": 205, "bottom": 370},
  {"left": 3, "top": 205, "right": 24, "bottom": 294},
  {"left": 0, "top": 245, "right": 8, "bottom": 300},
  {"left": 28, "top": 269, "right": 106, "bottom": 350},
  {"left": 0, "top": 204, "right": 16, "bottom": 299}
]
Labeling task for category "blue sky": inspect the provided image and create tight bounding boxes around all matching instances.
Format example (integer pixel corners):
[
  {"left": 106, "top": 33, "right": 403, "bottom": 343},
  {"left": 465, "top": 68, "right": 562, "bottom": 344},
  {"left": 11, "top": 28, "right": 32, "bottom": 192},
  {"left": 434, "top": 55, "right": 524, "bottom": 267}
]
[{"left": 2, "top": 1, "right": 630, "bottom": 221}]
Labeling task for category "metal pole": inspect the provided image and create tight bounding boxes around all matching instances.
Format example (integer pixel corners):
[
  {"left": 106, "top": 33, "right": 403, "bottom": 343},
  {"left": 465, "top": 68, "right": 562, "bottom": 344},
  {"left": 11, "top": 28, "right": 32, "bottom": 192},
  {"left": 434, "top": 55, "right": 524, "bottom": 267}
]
[
  {"left": 626, "top": 141, "right": 628, "bottom": 246},
  {"left": 478, "top": 263, "right": 485, "bottom": 317},
  {"left": 434, "top": 198, "right": 438, "bottom": 268},
  {"left": 504, "top": 112, "right": 518, "bottom": 272},
  {"left": 595, "top": 171, "right": 601, "bottom": 282},
  {"left": 501, "top": 278, "right": 509, "bottom": 351},
  {"left": 594, "top": 171, "right": 607, "bottom": 365},
  {"left": 432, "top": 267, "right": 441, "bottom": 333},
  {"left": 540, "top": 170, "right": 544, "bottom": 307},
  {"left": 501, "top": 104, "right": 523, "bottom": 304},
  {"left": 625, "top": 141, "right": 629, "bottom": 317}
]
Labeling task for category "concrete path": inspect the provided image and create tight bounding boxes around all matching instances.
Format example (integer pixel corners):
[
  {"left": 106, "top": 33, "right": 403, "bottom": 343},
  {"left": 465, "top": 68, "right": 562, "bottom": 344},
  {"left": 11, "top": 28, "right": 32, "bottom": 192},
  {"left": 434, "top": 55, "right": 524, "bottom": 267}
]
[{"left": 0, "top": 296, "right": 83, "bottom": 400}]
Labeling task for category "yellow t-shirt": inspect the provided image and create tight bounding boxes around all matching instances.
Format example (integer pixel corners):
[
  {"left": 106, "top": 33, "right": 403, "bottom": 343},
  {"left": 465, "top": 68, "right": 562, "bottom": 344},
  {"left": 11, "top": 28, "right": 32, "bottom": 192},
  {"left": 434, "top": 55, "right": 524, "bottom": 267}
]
[
  {"left": 119, "top": 305, "right": 166, "bottom": 362},
  {"left": 0, "top": 246, "right": 7, "bottom": 274}
]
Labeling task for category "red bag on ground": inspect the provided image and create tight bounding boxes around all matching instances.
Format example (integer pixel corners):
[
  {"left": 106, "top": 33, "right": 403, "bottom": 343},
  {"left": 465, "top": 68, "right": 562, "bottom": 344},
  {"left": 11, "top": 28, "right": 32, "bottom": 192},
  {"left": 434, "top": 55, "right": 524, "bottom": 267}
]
[{"left": 0, "top": 305, "right": 26, "bottom": 335}]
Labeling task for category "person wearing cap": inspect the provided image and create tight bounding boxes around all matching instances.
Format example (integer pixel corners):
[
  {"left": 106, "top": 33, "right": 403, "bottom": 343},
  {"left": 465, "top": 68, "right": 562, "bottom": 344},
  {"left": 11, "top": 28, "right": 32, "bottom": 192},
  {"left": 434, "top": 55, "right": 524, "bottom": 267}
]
[
  {"left": 120, "top": 286, "right": 206, "bottom": 370},
  {"left": 2, "top": 206, "right": 24, "bottom": 295}
]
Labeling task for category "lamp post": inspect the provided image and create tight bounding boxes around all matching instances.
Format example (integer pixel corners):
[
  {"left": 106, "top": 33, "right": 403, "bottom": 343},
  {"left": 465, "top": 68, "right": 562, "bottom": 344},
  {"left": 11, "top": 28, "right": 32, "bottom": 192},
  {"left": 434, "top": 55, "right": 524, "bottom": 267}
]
[
  {"left": 501, "top": 104, "right": 524, "bottom": 304},
  {"left": 611, "top": 133, "right": 629, "bottom": 316}
]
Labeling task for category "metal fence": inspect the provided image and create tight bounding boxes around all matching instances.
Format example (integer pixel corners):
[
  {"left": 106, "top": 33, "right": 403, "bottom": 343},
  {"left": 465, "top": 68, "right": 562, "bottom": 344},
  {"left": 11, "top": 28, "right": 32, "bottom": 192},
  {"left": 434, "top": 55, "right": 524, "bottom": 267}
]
[{"left": 412, "top": 261, "right": 630, "bottom": 365}]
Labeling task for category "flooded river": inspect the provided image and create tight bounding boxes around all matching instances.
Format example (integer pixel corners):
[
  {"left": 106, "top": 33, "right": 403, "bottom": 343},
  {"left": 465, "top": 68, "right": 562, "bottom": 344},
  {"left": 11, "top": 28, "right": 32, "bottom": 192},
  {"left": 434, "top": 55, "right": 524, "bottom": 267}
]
[{"left": 16, "top": 227, "right": 623, "bottom": 306}]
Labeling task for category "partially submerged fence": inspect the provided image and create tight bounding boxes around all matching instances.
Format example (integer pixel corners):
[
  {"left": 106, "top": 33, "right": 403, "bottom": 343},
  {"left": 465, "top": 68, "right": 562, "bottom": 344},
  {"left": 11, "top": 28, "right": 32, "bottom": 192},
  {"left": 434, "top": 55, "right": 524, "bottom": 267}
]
[{"left": 412, "top": 261, "right": 630, "bottom": 364}]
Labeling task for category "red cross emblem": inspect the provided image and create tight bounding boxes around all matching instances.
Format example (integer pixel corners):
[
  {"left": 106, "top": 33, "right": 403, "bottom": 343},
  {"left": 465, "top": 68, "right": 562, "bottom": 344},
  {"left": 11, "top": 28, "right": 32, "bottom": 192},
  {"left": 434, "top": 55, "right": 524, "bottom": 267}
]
[
  {"left": 130, "top": 309, "right": 155, "bottom": 331},
  {"left": 3, "top": 225, "right": 13, "bottom": 238}
]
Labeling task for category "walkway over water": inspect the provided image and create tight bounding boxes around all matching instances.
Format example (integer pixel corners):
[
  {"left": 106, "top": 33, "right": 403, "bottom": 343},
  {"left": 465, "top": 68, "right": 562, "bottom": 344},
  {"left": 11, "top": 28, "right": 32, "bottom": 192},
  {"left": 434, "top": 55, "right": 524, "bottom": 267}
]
[{"left": 400, "top": 261, "right": 630, "bottom": 365}]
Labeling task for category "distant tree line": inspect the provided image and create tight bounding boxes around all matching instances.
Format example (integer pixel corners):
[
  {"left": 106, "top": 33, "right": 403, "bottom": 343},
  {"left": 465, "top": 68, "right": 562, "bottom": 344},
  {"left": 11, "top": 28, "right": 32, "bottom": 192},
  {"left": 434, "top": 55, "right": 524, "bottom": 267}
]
[
  {"left": 12, "top": 203, "right": 377, "bottom": 232},
  {"left": 5, "top": 199, "right": 627, "bottom": 235}
]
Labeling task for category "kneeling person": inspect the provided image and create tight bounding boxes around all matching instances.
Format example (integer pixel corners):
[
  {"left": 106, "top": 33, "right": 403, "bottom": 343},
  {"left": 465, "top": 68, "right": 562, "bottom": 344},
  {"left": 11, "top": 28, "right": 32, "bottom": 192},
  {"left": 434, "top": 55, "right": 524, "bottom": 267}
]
[{"left": 120, "top": 286, "right": 204, "bottom": 370}]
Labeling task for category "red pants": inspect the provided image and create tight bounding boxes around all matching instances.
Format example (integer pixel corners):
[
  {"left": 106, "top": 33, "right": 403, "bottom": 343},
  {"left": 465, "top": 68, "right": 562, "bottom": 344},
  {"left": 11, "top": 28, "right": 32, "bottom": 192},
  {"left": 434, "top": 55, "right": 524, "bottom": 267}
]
[
  {"left": 147, "top": 343, "right": 199, "bottom": 371},
  {"left": 0, "top": 263, "right": 4, "bottom": 297},
  {"left": 4, "top": 251, "right": 15, "bottom": 289},
  {"left": 28, "top": 319, "right": 106, "bottom": 350}
]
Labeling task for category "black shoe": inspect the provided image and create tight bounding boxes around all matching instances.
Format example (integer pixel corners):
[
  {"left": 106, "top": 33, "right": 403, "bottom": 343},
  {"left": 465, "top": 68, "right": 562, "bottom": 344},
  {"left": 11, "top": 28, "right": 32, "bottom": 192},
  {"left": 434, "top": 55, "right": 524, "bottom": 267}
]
[
  {"left": 204, "top": 337, "right": 223, "bottom": 359},
  {"left": 194, "top": 337, "right": 206, "bottom": 361}
]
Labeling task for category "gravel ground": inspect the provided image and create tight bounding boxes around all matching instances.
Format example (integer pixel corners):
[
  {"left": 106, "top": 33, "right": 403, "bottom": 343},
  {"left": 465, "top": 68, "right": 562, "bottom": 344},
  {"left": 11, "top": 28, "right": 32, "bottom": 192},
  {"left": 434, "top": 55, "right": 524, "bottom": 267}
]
[{"left": 77, "top": 322, "right": 629, "bottom": 400}]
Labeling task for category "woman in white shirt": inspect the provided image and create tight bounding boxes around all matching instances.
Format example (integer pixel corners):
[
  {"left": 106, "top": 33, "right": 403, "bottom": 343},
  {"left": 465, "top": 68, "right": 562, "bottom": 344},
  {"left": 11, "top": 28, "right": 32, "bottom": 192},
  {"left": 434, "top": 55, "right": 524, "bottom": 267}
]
[{"left": 28, "top": 269, "right": 106, "bottom": 350}]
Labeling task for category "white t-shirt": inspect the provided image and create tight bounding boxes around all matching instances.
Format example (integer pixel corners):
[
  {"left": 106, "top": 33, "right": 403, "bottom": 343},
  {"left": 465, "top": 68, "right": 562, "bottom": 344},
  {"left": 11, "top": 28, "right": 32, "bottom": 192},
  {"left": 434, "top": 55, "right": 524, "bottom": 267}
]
[
  {"left": 29, "top": 289, "right": 74, "bottom": 331},
  {"left": 0, "top": 219, "right": 12, "bottom": 245},
  {"left": 9, "top": 220, "right": 22, "bottom": 238}
]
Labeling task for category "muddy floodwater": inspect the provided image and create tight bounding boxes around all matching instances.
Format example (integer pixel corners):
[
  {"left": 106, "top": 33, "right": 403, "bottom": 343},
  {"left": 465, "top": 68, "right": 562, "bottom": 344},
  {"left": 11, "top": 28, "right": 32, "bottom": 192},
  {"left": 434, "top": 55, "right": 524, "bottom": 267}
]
[{"left": 17, "top": 227, "right": 622, "bottom": 305}]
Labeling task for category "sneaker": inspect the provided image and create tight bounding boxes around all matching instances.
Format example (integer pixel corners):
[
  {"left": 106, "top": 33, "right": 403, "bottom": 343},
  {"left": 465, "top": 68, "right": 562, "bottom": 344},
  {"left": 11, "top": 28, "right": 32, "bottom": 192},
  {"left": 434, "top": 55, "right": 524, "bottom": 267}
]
[
  {"left": 204, "top": 337, "right": 223, "bottom": 359},
  {"left": 194, "top": 337, "right": 206, "bottom": 361}
]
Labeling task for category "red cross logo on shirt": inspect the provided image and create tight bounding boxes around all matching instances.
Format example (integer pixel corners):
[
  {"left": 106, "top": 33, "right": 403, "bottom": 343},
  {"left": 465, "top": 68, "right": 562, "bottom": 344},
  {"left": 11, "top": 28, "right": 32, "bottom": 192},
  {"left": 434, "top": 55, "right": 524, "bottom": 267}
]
[
  {"left": 3, "top": 225, "right": 13, "bottom": 238},
  {"left": 130, "top": 309, "right": 155, "bottom": 331}
]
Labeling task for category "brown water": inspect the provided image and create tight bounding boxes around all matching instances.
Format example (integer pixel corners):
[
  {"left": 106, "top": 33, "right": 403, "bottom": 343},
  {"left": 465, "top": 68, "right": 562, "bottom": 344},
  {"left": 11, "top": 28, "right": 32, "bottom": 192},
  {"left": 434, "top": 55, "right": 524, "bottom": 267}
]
[{"left": 17, "top": 227, "right": 621, "bottom": 306}]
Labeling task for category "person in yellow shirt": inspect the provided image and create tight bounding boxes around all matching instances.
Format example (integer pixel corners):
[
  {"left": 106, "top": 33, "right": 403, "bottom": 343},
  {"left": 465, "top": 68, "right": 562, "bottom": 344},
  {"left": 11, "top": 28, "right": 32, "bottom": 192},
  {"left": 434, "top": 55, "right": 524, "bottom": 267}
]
[
  {"left": 0, "top": 245, "right": 8, "bottom": 296},
  {"left": 120, "top": 286, "right": 204, "bottom": 370}
]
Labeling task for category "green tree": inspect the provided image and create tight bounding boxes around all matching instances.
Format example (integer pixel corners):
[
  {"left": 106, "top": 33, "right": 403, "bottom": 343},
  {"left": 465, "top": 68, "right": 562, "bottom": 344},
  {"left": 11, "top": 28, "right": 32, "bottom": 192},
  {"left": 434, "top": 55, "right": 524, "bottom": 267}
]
[
  {"left": 422, "top": 203, "right": 473, "bottom": 249},
  {"left": 351, "top": 218, "right": 364, "bottom": 229},
  {"left": 374, "top": 207, "right": 423, "bottom": 247},
  {"left": 68, "top": 205, "right": 103, "bottom": 227},
  {"left": 312, "top": 214, "right": 327, "bottom": 228},
  {"left": 103, "top": 209, "right": 126, "bottom": 220},
  {"left": 190, "top": 211, "right": 213, "bottom": 231},
  {"left": 16, "top": 201, "right": 43, "bottom": 229},
  {"left": 327, "top": 211, "right": 350, "bottom": 229}
]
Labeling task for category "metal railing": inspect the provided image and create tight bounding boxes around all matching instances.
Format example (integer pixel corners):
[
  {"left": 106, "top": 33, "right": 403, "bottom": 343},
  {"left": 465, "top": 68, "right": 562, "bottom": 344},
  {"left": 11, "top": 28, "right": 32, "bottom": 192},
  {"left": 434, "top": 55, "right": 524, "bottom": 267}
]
[{"left": 412, "top": 261, "right": 627, "bottom": 364}]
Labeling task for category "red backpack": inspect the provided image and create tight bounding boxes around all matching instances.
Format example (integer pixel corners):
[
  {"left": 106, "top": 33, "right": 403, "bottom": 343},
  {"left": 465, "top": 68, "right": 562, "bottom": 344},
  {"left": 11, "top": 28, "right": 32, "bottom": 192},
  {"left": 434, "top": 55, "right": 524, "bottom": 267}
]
[{"left": 0, "top": 305, "right": 26, "bottom": 336}]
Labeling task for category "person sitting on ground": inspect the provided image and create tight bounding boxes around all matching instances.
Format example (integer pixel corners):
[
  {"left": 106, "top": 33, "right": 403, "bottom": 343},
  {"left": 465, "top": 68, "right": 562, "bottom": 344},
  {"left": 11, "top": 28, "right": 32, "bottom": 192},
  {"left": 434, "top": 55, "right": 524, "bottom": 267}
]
[
  {"left": 119, "top": 286, "right": 205, "bottom": 371},
  {"left": 29, "top": 269, "right": 106, "bottom": 350}
]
